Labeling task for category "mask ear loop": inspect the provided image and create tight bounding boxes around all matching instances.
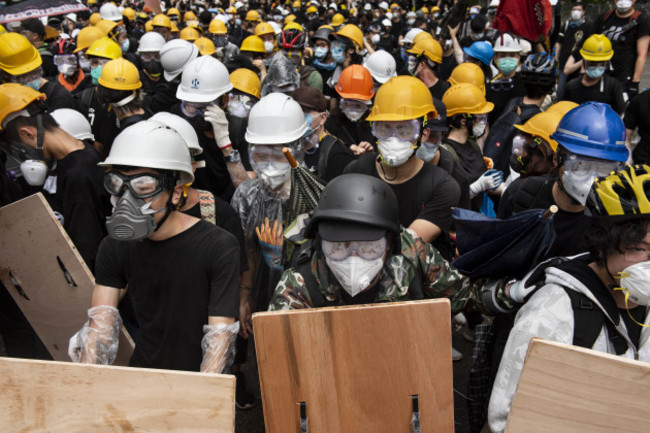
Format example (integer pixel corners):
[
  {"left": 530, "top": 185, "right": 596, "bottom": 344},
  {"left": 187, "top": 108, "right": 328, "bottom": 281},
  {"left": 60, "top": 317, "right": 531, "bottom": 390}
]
[{"left": 614, "top": 271, "right": 650, "bottom": 328}]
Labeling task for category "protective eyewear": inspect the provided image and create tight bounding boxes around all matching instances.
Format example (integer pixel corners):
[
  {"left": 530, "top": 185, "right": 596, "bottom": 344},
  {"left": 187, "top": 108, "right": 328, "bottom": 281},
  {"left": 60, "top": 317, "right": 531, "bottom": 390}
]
[
  {"left": 490, "top": 79, "right": 514, "bottom": 92},
  {"left": 249, "top": 144, "right": 296, "bottom": 170},
  {"left": 563, "top": 154, "right": 623, "bottom": 179},
  {"left": 10, "top": 68, "right": 42, "bottom": 85},
  {"left": 322, "top": 237, "right": 387, "bottom": 261},
  {"left": 372, "top": 119, "right": 421, "bottom": 141},
  {"left": 282, "top": 49, "right": 302, "bottom": 58},
  {"left": 140, "top": 52, "right": 161, "bottom": 62},
  {"left": 104, "top": 171, "right": 176, "bottom": 199},
  {"left": 89, "top": 57, "right": 110, "bottom": 69},
  {"left": 340, "top": 98, "right": 370, "bottom": 112},
  {"left": 54, "top": 54, "right": 77, "bottom": 66},
  {"left": 228, "top": 93, "right": 256, "bottom": 110}
]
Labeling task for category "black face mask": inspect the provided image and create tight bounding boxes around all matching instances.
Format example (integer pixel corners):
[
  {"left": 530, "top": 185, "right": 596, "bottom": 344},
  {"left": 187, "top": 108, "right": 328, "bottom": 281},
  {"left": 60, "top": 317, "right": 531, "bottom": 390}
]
[{"left": 142, "top": 59, "right": 163, "bottom": 76}]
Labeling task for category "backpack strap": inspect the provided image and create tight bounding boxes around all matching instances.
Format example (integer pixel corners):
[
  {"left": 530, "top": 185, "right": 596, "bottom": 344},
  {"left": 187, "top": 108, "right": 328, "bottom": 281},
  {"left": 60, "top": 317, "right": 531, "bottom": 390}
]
[
  {"left": 294, "top": 240, "right": 328, "bottom": 308},
  {"left": 317, "top": 134, "right": 338, "bottom": 178},
  {"left": 81, "top": 87, "right": 94, "bottom": 110},
  {"left": 441, "top": 142, "right": 461, "bottom": 165},
  {"left": 197, "top": 189, "right": 217, "bottom": 225}
]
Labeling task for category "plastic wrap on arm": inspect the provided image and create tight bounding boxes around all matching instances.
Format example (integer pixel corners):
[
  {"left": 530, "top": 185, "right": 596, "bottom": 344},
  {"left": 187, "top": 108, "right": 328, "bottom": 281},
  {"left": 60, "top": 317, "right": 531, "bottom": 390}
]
[
  {"left": 261, "top": 53, "right": 300, "bottom": 97},
  {"left": 68, "top": 305, "right": 122, "bottom": 365},
  {"left": 200, "top": 322, "right": 241, "bottom": 374}
]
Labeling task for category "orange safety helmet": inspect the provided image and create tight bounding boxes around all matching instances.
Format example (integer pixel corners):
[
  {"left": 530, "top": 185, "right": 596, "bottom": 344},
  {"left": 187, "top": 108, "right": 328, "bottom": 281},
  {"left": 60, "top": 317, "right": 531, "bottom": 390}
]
[{"left": 335, "top": 65, "right": 375, "bottom": 101}]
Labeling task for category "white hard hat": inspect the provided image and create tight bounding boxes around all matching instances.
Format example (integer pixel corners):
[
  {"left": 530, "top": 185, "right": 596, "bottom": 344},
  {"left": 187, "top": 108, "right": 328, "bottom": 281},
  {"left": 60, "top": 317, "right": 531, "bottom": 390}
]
[
  {"left": 245, "top": 93, "right": 308, "bottom": 145},
  {"left": 364, "top": 3, "right": 372, "bottom": 11},
  {"left": 493, "top": 33, "right": 522, "bottom": 53},
  {"left": 149, "top": 112, "right": 202, "bottom": 156},
  {"left": 362, "top": 50, "right": 397, "bottom": 84},
  {"left": 379, "top": 2, "right": 389, "bottom": 11},
  {"left": 403, "top": 28, "right": 424, "bottom": 45},
  {"left": 99, "top": 120, "right": 194, "bottom": 185},
  {"left": 269, "top": 21, "right": 282, "bottom": 34},
  {"left": 385, "top": 12, "right": 393, "bottom": 19},
  {"left": 489, "top": 0, "right": 500, "bottom": 7},
  {"left": 50, "top": 108, "right": 94, "bottom": 141},
  {"left": 137, "top": 32, "right": 166, "bottom": 53},
  {"left": 469, "top": 6, "right": 480, "bottom": 15},
  {"left": 65, "top": 13, "right": 77, "bottom": 23},
  {"left": 99, "top": 3, "right": 122, "bottom": 22},
  {"left": 519, "top": 39, "right": 532, "bottom": 56},
  {"left": 382, "top": 18, "right": 392, "bottom": 27},
  {"left": 176, "top": 55, "right": 233, "bottom": 103},
  {"left": 160, "top": 39, "right": 199, "bottom": 82}
]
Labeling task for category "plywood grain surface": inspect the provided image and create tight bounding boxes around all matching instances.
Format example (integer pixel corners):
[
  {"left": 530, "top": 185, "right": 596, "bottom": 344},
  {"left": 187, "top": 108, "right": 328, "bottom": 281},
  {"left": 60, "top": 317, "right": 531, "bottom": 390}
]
[
  {"left": 253, "top": 299, "right": 454, "bottom": 433},
  {"left": 506, "top": 338, "right": 650, "bottom": 432}
]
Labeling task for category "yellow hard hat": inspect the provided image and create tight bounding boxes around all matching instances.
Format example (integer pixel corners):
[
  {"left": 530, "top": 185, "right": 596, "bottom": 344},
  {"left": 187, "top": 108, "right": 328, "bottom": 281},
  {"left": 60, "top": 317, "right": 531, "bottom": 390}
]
[
  {"left": 74, "top": 26, "right": 106, "bottom": 53},
  {"left": 546, "top": 100, "right": 579, "bottom": 116},
  {"left": 0, "top": 24, "right": 5, "bottom": 35},
  {"left": 407, "top": 37, "right": 442, "bottom": 63},
  {"left": 292, "top": 0, "right": 301, "bottom": 7},
  {"left": 122, "top": 7, "right": 136, "bottom": 21},
  {"left": 246, "top": 10, "right": 261, "bottom": 22},
  {"left": 145, "top": 20, "right": 154, "bottom": 33},
  {"left": 90, "top": 13, "right": 102, "bottom": 26},
  {"left": 580, "top": 34, "right": 613, "bottom": 62},
  {"left": 44, "top": 26, "right": 60, "bottom": 42},
  {"left": 255, "top": 22, "right": 275, "bottom": 37},
  {"left": 152, "top": 13, "right": 172, "bottom": 29},
  {"left": 184, "top": 11, "right": 197, "bottom": 22},
  {"left": 167, "top": 8, "right": 180, "bottom": 17},
  {"left": 209, "top": 19, "right": 227, "bottom": 34},
  {"left": 0, "top": 83, "right": 45, "bottom": 129},
  {"left": 514, "top": 111, "right": 564, "bottom": 151},
  {"left": 283, "top": 21, "right": 304, "bottom": 32},
  {"left": 390, "top": 3, "right": 400, "bottom": 10},
  {"left": 180, "top": 26, "right": 200, "bottom": 42},
  {"left": 171, "top": 22, "right": 180, "bottom": 33},
  {"left": 333, "top": 24, "right": 363, "bottom": 50},
  {"left": 431, "top": 6, "right": 441, "bottom": 13},
  {"left": 87, "top": 0, "right": 97, "bottom": 4},
  {"left": 230, "top": 68, "right": 261, "bottom": 99},
  {"left": 448, "top": 63, "right": 486, "bottom": 95},
  {"left": 412, "top": 31, "right": 434, "bottom": 45},
  {"left": 307, "top": 6, "right": 318, "bottom": 14},
  {"left": 96, "top": 19, "right": 119, "bottom": 38},
  {"left": 240, "top": 35, "right": 265, "bottom": 53},
  {"left": 98, "top": 58, "right": 142, "bottom": 91},
  {"left": 194, "top": 37, "right": 216, "bottom": 56},
  {"left": 331, "top": 13, "right": 345, "bottom": 27},
  {"left": 85, "top": 37, "right": 122, "bottom": 60},
  {"left": 367, "top": 76, "right": 437, "bottom": 122},
  {"left": 0, "top": 33, "right": 42, "bottom": 76},
  {"left": 421, "top": 6, "right": 429, "bottom": 13},
  {"left": 443, "top": 83, "right": 494, "bottom": 117},
  {"left": 226, "top": 6, "right": 238, "bottom": 14},
  {"left": 284, "top": 14, "right": 296, "bottom": 25}
]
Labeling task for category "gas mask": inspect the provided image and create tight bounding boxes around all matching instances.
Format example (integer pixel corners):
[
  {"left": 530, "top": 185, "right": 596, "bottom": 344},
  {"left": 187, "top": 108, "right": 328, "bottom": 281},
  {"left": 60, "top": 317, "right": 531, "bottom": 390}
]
[
  {"left": 377, "top": 137, "right": 416, "bottom": 167},
  {"left": 142, "top": 60, "right": 163, "bottom": 77},
  {"left": 326, "top": 255, "right": 384, "bottom": 297},
  {"left": 470, "top": 114, "right": 488, "bottom": 138},
  {"left": 4, "top": 115, "right": 52, "bottom": 186},
  {"left": 106, "top": 190, "right": 164, "bottom": 241},
  {"left": 249, "top": 144, "right": 297, "bottom": 190}
]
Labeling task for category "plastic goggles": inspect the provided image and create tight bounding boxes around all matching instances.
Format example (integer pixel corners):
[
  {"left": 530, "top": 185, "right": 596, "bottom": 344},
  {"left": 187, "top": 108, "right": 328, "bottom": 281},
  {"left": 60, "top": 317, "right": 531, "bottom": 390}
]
[
  {"left": 563, "top": 154, "right": 623, "bottom": 179},
  {"left": 54, "top": 54, "right": 77, "bottom": 66},
  {"left": 104, "top": 171, "right": 176, "bottom": 199},
  {"left": 372, "top": 119, "right": 422, "bottom": 141},
  {"left": 89, "top": 57, "right": 110, "bottom": 69},
  {"left": 322, "top": 237, "right": 387, "bottom": 261},
  {"left": 228, "top": 92, "right": 256, "bottom": 110},
  {"left": 249, "top": 144, "right": 295, "bottom": 170},
  {"left": 489, "top": 79, "right": 514, "bottom": 92},
  {"left": 140, "top": 52, "right": 161, "bottom": 62},
  {"left": 340, "top": 98, "right": 370, "bottom": 111}
]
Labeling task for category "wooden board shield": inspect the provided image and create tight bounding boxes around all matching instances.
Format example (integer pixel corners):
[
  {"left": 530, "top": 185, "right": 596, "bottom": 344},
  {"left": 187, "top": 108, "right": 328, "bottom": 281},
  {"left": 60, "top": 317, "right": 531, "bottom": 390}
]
[
  {"left": 253, "top": 299, "right": 454, "bottom": 433},
  {"left": 0, "top": 193, "right": 133, "bottom": 364},
  {"left": 0, "top": 356, "right": 235, "bottom": 432},
  {"left": 506, "top": 338, "right": 650, "bottom": 432}
]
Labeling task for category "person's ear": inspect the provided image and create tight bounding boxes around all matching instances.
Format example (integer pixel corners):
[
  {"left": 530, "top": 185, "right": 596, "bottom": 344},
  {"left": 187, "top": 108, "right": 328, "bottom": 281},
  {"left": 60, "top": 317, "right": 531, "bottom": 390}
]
[
  {"left": 17, "top": 126, "right": 38, "bottom": 147},
  {"left": 171, "top": 182, "right": 188, "bottom": 207}
]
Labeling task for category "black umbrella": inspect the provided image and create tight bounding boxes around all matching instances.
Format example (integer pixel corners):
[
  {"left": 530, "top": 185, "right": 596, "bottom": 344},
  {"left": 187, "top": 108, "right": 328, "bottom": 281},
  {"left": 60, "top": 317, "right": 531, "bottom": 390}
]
[
  {"left": 282, "top": 147, "right": 326, "bottom": 226},
  {"left": 451, "top": 206, "right": 557, "bottom": 279},
  {"left": 0, "top": 0, "right": 88, "bottom": 23}
]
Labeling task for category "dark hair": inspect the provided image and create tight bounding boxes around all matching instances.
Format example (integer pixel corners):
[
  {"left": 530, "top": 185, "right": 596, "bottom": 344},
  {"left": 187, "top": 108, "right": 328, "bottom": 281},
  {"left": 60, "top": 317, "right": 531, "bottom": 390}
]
[
  {"left": 523, "top": 81, "right": 554, "bottom": 99},
  {"left": 586, "top": 218, "right": 650, "bottom": 265},
  {"left": 470, "top": 15, "right": 488, "bottom": 33},
  {"left": 96, "top": 86, "right": 142, "bottom": 111},
  {"left": 1, "top": 111, "right": 58, "bottom": 144}
]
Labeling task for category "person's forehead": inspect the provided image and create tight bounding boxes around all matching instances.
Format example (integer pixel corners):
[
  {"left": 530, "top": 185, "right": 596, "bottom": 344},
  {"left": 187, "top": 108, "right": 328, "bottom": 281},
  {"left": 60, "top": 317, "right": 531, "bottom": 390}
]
[{"left": 115, "top": 167, "right": 160, "bottom": 176}]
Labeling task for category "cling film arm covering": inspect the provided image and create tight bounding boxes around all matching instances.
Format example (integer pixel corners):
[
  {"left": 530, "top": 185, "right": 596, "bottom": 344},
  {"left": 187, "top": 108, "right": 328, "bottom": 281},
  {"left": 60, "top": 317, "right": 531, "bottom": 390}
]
[
  {"left": 68, "top": 305, "right": 122, "bottom": 365},
  {"left": 200, "top": 321, "right": 241, "bottom": 374}
]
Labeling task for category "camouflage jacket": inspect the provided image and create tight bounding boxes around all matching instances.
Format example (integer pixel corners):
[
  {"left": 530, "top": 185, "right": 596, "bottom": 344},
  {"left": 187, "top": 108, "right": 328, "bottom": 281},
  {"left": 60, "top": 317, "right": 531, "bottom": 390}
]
[{"left": 269, "top": 230, "right": 514, "bottom": 312}]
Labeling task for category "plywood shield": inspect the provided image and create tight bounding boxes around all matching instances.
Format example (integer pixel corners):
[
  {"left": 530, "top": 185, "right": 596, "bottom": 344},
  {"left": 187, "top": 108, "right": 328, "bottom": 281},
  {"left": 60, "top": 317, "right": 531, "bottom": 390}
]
[
  {"left": 0, "top": 193, "right": 133, "bottom": 364},
  {"left": 506, "top": 338, "right": 650, "bottom": 432},
  {"left": 253, "top": 299, "right": 454, "bottom": 433},
  {"left": 0, "top": 356, "right": 235, "bottom": 432}
]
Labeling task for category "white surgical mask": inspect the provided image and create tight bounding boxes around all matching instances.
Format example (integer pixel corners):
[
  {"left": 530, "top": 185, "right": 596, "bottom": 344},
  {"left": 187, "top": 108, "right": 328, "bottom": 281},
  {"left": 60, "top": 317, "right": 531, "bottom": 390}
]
[
  {"left": 377, "top": 136, "right": 416, "bottom": 167},
  {"left": 259, "top": 163, "right": 291, "bottom": 189},
  {"left": 415, "top": 140, "right": 440, "bottom": 162},
  {"left": 617, "top": 0, "right": 632, "bottom": 13},
  {"left": 371, "top": 33, "right": 380, "bottom": 44},
  {"left": 314, "top": 46, "right": 329, "bottom": 59},
  {"left": 342, "top": 107, "right": 366, "bottom": 122},
  {"left": 326, "top": 255, "right": 384, "bottom": 297},
  {"left": 227, "top": 100, "right": 251, "bottom": 118},
  {"left": 472, "top": 119, "right": 487, "bottom": 138},
  {"left": 561, "top": 170, "right": 596, "bottom": 206},
  {"left": 571, "top": 10, "right": 583, "bottom": 21},
  {"left": 264, "top": 41, "right": 274, "bottom": 53},
  {"left": 58, "top": 64, "right": 76, "bottom": 77},
  {"left": 617, "top": 261, "right": 650, "bottom": 307}
]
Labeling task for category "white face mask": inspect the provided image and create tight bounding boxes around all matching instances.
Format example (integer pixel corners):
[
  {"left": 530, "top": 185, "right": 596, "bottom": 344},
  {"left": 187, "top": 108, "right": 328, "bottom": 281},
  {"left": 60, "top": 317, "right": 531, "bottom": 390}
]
[
  {"left": 618, "top": 261, "right": 650, "bottom": 306},
  {"left": 264, "top": 40, "right": 274, "bottom": 53},
  {"left": 259, "top": 163, "right": 291, "bottom": 189},
  {"left": 472, "top": 119, "right": 487, "bottom": 138},
  {"left": 370, "top": 33, "right": 380, "bottom": 44},
  {"left": 58, "top": 64, "right": 77, "bottom": 77},
  {"left": 617, "top": 0, "right": 632, "bottom": 12},
  {"left": 326, "top": 255, "right": 384, "bottom": 297},
  {"left": 227, "top": 100, "right": 251, "bottom": 118},
  {"left": 377, "top": 136, "right": 416, "bottom": 167},
  {"left": 342, "top": 107, "right": 366, "bottom": 122},
  {"left": 20, "top": 160, "right": 49, "bottom": 186},
  {"left": 415, "top": 140, "right": 440, "bottom": 162},
  {"left": 561, "top": 170, "right": 596, "bottom": 206},
  {"left": 571, "top": 9, "right": 583, "bottom": 21}
]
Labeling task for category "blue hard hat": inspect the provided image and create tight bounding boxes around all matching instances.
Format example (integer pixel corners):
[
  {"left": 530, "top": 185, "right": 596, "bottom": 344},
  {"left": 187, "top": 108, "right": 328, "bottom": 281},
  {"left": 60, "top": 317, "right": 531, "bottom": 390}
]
[
  {"left": 551, "top": 102, "right": 628, "bottom": 162},
  {"left": 463, "top": 41, "right": 494, "bottom": 67}
]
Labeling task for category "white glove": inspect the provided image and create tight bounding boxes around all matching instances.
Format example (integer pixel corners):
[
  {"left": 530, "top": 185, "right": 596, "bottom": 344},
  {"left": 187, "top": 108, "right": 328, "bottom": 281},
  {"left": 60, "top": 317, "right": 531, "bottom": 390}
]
[
  {"left": 204, "top": 104, "right": 231, "bottom": 149},
  {"left": 470, "top": 169, "right": 504, "bottom": 196},
  {"left": 68, "top": 305, "right": 122, "bottom": 364}
]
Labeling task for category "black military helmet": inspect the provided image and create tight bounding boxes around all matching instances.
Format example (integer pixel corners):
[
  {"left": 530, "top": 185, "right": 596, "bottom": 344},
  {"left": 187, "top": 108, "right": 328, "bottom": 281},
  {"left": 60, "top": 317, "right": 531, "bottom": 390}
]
[
  {"left": 312, "top": 26, "right": 333, "bottom": 43},
  {"left": 304, "top": 173, "right": 401, "bottom": 241}
]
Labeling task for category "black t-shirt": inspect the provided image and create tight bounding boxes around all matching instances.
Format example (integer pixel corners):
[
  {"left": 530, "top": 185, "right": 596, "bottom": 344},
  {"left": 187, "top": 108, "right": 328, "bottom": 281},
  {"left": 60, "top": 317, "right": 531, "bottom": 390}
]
[
  {"left": 95, "top": 220, "right": 241, "bottom": 371},
  {"left": 436, "top": 146, "right": 471, "bottom": 210},
  {"left": 597, "top": 9, "right": 650, "bottom": 83},
  {"left": 344, "top": 153, "right": 461, "bottom": 233},
  {"left": 444, "top": 138, "right": 485, "bottom": 183},
  {"left": 557, "top": 19, "right": 592, "bottom": 67},
  {"left": 74, "top": 87, "right": 119, "bottom": 155},
  {"left": 324, "top": 112, "right": 375, "bottom": 148},
  {"left": 40, "top": 80, "right": 76, "bottom": 111},
  {"left": 303, "top": 134, "right": 356, "bottom": 182},
  {"left": 48, "top": 142, "right": 111, "bottom": 273},
  {"left": 563, "top": 74, "right": 626, "bottom": 115},
  {"left": 624, "top": 89, "right": 650, "bottom": 163},
  {"left": 438, "top": 53, "right": 458, "bottom": 82},
  {"left": 498, "top": 175, "right": 590, "bottom": 259},
  {"left": 429, "top": 78, "right": 451, "bottom": 101},
  {"left": 486, "top": 73, "right": 524, "bottom": 125}
]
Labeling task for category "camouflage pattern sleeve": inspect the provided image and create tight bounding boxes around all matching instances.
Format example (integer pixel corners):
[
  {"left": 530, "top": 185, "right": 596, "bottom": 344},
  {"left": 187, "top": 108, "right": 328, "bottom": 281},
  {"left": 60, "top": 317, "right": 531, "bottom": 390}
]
[{"left": 268, "top": 269, "right": 315, "bottom": 311}]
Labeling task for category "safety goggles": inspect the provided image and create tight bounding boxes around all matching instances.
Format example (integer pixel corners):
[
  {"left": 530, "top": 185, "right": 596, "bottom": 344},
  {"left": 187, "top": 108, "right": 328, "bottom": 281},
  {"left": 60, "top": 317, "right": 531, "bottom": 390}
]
[
  {"left": 340, "top": 98, "right": 370, "bottom": 111},
  {"left": 140, "top": 52, "right": 161, "bottom": 62},
  {"left": 562, "top": 153, "right": 623, "bottom": 179},
  {"left": 54, "top": 54, "right": 77, "bottom": 66},
  {"left": 249, "top": 144, "right": 296, "bottom": 170},
  {"left": 282, "top": 49, "right": 302, "bottom": 59},
  {"left": 489, "top": 79, "right": 514, "bottom": 92},
  {"left": 10, "top": 68, "right": 42, "bottom": 85},
  {"left": 322, "top": 237, "right": 387, "bottom": 261},
  {"left": 512, "top": 133, "right": 547, "bottom": 156},
  {"left": 89, "top": 57, "right": 110, "bottom": 69},
  {"left": 372, "top": 119, "right": 421, "bottom": 141},
  {"left": 228, "top": 92, "right": 256, "bottom": 109},
  {"left": 104, "top": 170, "right": 176, "bottom": 199},
  {"left": 181, "top": 101, "right": 212, "bottom": 117}
]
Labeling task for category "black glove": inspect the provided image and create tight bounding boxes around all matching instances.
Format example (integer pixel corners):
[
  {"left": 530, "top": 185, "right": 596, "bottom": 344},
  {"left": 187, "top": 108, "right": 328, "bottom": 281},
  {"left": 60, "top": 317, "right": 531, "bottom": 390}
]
[{"left": 626, "top": 81, "right": 640, "bottom": 99}]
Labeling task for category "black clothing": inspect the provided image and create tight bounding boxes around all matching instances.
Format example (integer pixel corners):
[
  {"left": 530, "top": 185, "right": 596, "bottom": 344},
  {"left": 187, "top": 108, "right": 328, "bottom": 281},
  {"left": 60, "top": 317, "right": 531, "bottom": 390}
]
[
  {"left": 143, "top": 79, "right": 180, "bottom": 114},
  {"left": 38, "top": 46, "right": 58, "bottom": 79},
  {"left": 624, "top": 89, "right": 650, "bottom": 163},
  {"left": 325, "top": 112, "right": 375, "bottom": 148},
  {"left": 95, "top": 220, "right": 241, "bottom": 371},
  {"left": 563, "top": 75, "right": 626, "bottom": 115},
  {"left": 498, "top": 175, "right": 590, "bottom": 259},
  {"left": 117, "top": 109, "right": 152, "bottom": 133},
  {"left": 429, "top": 78, "right": 450, "bottom": 101},
  {"left": 437, "top": 146, "right": 471, "bottom": 210},
  {"left": 486, "top": 73, "right": 524, "bottom": 125},
  {"left": 303, "top": 134, "right": 355, "bottom": 182},
  {"left": 40, "top": 80, "right": 76, "bottom": 111},
  {"left": 227, "top": 115, "right": 251, "bottom": 171},
  {"left": 74, "top": 87, "right": 119, "bottom": 154},
  {"left": 438, "top": 53, "right": 458, "bottom": 82},
  {"left": 557, "top": 19, "right": 592, "bottom": 67},
  {"left": 443, "top": 137, "right": 485, "bottom": 183}
]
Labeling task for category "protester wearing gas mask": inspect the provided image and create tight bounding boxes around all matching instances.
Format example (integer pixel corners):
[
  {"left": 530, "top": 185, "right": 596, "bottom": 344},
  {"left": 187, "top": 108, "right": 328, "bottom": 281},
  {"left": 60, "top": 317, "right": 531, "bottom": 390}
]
[
  {"left": 564, "top": 34, "right": 626, "bottom": 115},
  {"left": 53, "top": 47, "right": 92, "bottom": 95},
  {"left": 0, "top": 83, "right": 110, "bottom": 272},
  {"left": 292, "top": 85, "right": 355, "bottom": 181},
  {"left": 406, "top": 36, "right": 449, "bottom": 100},
  {"left": 209, "top": 18, "right": 240, "bottom": 63},
  {"left": 324, "top": 64, "right": 375, "bottom": 155},
  {"left": 70, "top": 120, "right": 241, "bottom": 375},
  {"left": 136, "top": 32, "right": 165, "bottom": 95},
  {"left": 488, "top": 164, "right": 650, "bottom": 433},
  {"left": 508, "top": 111, "right": 563, "bottom": 181},
  {"left": 344, "top": 76, "right": 460, "bottom": 258},
  {"left": 0, "top": 32, "right": 75, "bottom": 111}
]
